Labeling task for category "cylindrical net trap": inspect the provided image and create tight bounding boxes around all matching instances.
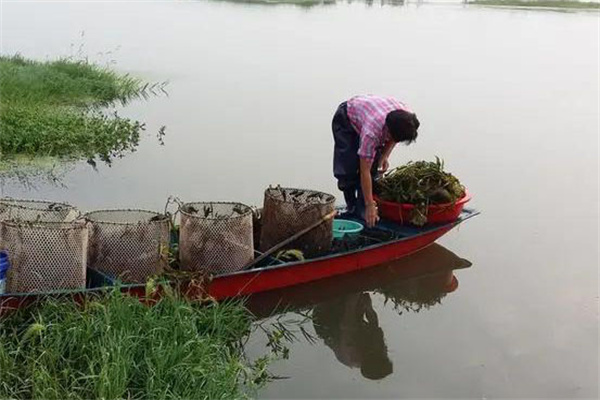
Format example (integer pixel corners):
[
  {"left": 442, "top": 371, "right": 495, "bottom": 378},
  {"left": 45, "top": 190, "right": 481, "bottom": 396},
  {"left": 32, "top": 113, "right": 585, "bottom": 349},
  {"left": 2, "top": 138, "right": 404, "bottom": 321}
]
[
  {"left": 179, "top": 202, "right": 254, "bottom": 275},
  {"left": 0, "top": 220, "right": 88, "bottom": 293},
  {"left": 259, "top": 187, "right": 336, "bottom": 258},
  {"left": 84, "top": 210, "right": 170, "bottom": 283}
]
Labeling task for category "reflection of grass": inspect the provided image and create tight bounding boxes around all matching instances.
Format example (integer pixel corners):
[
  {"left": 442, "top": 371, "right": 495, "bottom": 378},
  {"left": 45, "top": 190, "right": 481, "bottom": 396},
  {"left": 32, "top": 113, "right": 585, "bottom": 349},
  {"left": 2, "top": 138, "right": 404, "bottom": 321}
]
[
  {"left": 0, "top": 55, "right": 165, "bottom": 166},
  {"left": 468, "top": 0, "right": 599, "bottom": 9},
  {"left": 0, "top": 156, "right": 68, "bottom": 187}
]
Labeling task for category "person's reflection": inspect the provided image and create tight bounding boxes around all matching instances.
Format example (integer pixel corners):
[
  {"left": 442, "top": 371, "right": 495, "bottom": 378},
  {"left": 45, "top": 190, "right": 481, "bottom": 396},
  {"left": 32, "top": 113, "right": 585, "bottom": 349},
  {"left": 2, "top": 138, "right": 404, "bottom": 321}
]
[
  {"left": 311, "top": 269, "right": 458, "bottom": 380},
  {"left": 312, "top": 292, "right": 393, "bottom": 380}
]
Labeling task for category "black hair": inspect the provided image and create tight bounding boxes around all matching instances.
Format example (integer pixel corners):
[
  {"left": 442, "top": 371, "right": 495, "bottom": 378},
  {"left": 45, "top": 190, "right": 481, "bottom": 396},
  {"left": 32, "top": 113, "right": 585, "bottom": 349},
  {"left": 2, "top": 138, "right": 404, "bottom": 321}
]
[
  {"left": 359, "top": 325, "right": 393, "bottom": 380},
  {"left": 385, "top": 110, "right": 419, "bottom": 144}
]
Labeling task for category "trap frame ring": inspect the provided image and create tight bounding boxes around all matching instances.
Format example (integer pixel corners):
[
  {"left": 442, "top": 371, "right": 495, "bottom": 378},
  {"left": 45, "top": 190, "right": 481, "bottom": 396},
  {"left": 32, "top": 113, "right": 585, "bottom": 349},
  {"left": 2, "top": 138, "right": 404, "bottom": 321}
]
[
  {"left": 0, "top": 219, "right": 88, "bottom": 230},
  {"left": 264, "top": 186, "right": 336, "bottom": 206},
  {"left": 83, "top": 209, "right": 169, "bottom": 226},
  {"left": 178, "top": 201, "right": 253, "bottom": 220},
  {"left": 0, "top": 198, "right": 78, "bottom": 214}
]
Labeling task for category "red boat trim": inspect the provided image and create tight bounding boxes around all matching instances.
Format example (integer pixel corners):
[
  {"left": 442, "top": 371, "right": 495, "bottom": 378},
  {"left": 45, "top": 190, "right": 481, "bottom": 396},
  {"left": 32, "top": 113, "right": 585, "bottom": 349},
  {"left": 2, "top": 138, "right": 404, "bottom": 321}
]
[
  {"left": 207, "top": 208, "right": 479, "bottom": 298},
  {"left": 214, "top": 208, "right": 479, "bottom": 278}
]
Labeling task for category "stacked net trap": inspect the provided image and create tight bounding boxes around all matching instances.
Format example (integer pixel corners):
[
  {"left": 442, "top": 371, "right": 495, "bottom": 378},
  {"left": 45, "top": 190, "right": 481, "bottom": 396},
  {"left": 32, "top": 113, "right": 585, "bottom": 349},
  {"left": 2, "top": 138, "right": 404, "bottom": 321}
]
[
  {"left": 84, "top": 210, "right": 170, "bottom": 283},
  {"left": 259, "top": 187, "right": 336, "bottom": 258},
  {"left": 0, "top": 198, "right": 86, "bottom": 293},
  {"left": 179, "top": 202, "right": 254, "bottom": 275}
]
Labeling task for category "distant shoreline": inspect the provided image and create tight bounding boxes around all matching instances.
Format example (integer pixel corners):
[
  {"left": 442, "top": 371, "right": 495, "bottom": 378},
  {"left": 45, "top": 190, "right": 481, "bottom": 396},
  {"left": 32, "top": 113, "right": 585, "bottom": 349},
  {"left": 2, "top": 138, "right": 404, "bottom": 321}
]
[{"left": 467, "top": 0, "right": 599, "bottom": 9}]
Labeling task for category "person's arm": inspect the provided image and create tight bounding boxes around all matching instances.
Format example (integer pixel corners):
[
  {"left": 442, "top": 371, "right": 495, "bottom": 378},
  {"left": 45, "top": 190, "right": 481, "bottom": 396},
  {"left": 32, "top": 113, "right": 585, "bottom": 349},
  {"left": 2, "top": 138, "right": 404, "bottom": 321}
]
[
  {"left": 378, "top": 141, "right": 396, "bottom": 173},
  {"left": 360, "top": 158, "right": 379, "bottom": 228}
]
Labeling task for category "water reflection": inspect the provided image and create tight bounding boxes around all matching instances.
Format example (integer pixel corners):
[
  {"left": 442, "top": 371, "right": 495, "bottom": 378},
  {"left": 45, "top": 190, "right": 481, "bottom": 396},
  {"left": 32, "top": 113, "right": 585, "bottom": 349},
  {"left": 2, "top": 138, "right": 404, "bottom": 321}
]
[
  {"left": 247, "top": 244, "right": 472, "bottom": 380},
  {"left": 312, "top": 292, "right": 393, "bottom": 380},
  {"left": 376, "top": 265, "right": 458, "bottom": 316},
  {"left": 247, "top": 243, "right": 471, "bottom": 317},
  {"left": 0, "top": 122, "right": 167, "bottom": 191},
  {"left": 0, "top": 158, "right": 71, "bottom": 191}
]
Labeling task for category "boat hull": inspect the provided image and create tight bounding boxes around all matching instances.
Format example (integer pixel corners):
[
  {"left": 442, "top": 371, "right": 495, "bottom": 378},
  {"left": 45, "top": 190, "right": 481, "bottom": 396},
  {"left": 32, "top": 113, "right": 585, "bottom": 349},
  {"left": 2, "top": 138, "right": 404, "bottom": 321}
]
[{"left": 208, "top": 226, "right": 451, "bottom": 299}]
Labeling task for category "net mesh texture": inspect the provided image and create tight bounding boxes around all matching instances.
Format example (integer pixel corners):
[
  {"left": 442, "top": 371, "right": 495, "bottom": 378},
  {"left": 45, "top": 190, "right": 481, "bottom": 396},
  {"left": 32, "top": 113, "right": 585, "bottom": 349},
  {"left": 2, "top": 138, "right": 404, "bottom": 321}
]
[
  {"left": 1, "top": 220, "right": 88, "bottom": 293},
  {"left": 0, "top": 198, "right": 79, "bottom": 223},
  {"left": 84, "top": 210, "right": 170, "bottom": 284},
  {"left": 0, "top": 198, "right": 85, "bottom": 293},
  {"left": 179, "top": 202, "right": 254, "bottom": 275},
  {"left": 259, "top": 187, "right": 336, "bottom": 258}
]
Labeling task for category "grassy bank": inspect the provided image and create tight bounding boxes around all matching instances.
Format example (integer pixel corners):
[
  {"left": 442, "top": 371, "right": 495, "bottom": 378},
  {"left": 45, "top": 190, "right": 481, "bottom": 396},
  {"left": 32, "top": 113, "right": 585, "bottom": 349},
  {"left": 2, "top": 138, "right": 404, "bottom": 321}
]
[
  {"left": 0, "top": 291, "right": 275, "bottom": 399},
  {"left": 468, "top": 0, "right": 600, "bottom": 9},
  {"left": 0, "top": 55, "right": 164, "bottom": 169}
]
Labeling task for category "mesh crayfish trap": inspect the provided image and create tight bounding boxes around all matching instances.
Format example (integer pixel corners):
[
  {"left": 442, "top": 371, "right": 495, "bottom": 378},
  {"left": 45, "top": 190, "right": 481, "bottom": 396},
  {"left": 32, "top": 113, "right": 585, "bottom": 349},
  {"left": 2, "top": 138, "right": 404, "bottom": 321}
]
[
  {"left": 259, "top": 187, "right": 336, "bottom": 258},
  {"left": 0, "top": 220, "right": 88, "bottom": 293},
  {"left": 0, "top": 198, "right": 79, "bottom": 223},
  {"left": 179, "top": 202, "right": 254, "bottom": 275},
  {"left": 84, "top": 210, "right": 170, "bottom": 284}
]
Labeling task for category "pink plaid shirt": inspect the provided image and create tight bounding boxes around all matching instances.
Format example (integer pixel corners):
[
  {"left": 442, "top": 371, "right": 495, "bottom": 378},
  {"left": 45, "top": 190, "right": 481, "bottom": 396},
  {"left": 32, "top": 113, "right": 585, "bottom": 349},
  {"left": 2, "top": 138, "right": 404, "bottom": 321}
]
[{"left": 346, "top": 95, "right": 411, "bottom": 161}]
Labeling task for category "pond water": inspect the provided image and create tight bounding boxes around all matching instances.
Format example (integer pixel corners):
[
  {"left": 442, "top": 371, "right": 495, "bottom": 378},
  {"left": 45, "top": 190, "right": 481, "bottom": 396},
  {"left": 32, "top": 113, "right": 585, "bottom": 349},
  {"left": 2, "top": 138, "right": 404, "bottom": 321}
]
[{"left": 1, "top": 0, "right": 598, "bottom": 398}]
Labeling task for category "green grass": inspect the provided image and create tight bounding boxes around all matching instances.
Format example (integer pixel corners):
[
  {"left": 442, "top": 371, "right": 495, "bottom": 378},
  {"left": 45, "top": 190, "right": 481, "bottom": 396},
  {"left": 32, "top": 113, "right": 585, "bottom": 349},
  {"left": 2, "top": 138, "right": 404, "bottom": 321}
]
[
  {"left": 215, "top": 0, "right": 335, "bottom": 6},
  {"left": 0, "top": 54, "right": 165, "bottom": 166},
  {"left": 0, "top": 54, "right": 151, "bottom": 107},
  {"left": 0, "top": 291, "right": 275, "bottom": 399},
  {"left": 468, "top": 0, "right": 600, "bottom": 9}
]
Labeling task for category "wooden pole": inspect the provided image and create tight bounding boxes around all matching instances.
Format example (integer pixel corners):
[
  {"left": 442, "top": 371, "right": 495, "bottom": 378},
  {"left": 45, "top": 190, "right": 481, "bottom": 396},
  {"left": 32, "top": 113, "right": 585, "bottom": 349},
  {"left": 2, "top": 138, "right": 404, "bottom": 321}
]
[{"left": 244, "top": 210, "right": 337, "bottom": 270}]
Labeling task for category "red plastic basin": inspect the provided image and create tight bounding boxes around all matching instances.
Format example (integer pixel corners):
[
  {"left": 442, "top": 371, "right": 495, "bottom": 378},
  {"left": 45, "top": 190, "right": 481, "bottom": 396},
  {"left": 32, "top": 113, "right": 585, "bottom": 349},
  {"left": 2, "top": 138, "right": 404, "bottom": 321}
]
[{"left": 375, "top": 190, "right": 471, "bottom": 225}]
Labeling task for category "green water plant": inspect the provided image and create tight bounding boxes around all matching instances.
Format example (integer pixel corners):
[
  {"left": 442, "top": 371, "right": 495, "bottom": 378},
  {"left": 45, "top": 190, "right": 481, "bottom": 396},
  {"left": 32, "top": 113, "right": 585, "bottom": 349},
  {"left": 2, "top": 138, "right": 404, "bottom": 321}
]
[{"left": 375, "top": 157, "right": 465, "bottom": 226}]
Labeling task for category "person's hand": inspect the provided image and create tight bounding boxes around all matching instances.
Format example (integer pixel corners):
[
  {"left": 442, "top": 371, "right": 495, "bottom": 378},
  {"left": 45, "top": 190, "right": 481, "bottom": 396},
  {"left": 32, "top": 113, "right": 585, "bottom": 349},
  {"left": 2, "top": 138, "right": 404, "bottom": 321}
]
[
  {"left": 365, "top": 203, "right": 379, "bottom": 228},
  {"left": 378, "top": 158, "right": 389, "bottom": 173}
]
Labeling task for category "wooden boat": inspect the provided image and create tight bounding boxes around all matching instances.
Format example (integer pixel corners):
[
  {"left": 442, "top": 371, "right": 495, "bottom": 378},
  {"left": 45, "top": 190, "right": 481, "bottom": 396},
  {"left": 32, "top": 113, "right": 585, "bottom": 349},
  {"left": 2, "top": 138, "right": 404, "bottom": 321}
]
[
  {"left": 0, "top": 208, "right": 478, "bottom": 314},
  {"left": 209, "top": 208, "right": 478, "bottom": 299}
]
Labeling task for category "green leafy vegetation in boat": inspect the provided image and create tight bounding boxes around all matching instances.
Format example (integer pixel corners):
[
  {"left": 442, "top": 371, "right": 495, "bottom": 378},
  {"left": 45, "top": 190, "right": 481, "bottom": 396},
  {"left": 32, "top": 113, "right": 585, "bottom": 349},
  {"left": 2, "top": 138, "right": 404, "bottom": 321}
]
[
  {"left": 375, "top": 157, "right": 465, "bottom": 226},
  {"left": 0, "top": 54, "right": 166, "bottom": 171},
  {"left": 0, "top": 290, "right": 284, "bottom": 399}
]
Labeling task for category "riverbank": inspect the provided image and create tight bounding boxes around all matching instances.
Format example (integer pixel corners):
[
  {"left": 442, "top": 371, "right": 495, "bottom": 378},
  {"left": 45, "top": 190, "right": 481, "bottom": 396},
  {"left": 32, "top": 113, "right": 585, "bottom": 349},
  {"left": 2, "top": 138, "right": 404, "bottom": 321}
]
[
  {"left": 219, "top": 0, "right": 600, "bottom": 8},
  {"left": 0, "top": 290, "right": 276, "bottom": 399},
  {"left": 467, "top": 0, "right": 599, "bottom": 9},
  {"left": 0, "top": 55, "right": 164, "bottom": 172}
]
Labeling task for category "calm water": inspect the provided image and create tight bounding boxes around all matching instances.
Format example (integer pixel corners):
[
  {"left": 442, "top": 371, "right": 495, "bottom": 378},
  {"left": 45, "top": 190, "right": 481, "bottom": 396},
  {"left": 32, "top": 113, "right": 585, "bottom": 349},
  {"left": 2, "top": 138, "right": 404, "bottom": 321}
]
[{"left": 1, "top": 0, "right": 598, "bottom": 398}]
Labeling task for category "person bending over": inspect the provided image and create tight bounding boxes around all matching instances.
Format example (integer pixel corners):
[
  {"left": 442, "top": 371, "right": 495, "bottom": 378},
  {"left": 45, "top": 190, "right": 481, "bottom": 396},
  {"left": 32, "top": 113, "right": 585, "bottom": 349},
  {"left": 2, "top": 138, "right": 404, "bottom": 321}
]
[{"left": 331, "top": 94, "right": 419, "bottom": 227}]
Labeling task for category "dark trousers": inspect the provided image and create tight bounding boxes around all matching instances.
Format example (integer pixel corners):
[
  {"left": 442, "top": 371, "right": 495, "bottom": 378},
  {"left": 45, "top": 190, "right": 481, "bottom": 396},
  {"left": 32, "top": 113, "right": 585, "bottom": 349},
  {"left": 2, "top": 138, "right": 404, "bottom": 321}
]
[{"left": 332, "top": 102, "right": 380, "bottom": 214}]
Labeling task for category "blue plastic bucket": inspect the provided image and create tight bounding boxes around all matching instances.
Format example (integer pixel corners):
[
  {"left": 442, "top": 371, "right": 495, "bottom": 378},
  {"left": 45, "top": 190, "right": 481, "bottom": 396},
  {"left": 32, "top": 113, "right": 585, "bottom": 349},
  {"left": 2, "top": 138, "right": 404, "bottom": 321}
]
[
  {"left": 0, "top": 251, "right": 9, "bottom": 275},
  {"left": 0, "top": 250, "right": 9, "bottom": 295},
  {"left": 333, "top": 219, "right": 364, "bottom": 239}
]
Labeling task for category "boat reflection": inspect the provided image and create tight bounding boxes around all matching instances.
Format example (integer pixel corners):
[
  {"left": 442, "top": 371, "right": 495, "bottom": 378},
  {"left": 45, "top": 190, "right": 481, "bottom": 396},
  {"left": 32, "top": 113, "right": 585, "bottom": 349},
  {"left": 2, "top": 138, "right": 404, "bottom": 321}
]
[
  {"left": 247, "top": 243, "right": 471, "bottom": 318},
  {"left": 246, "top": 243, "right": 472, "bottom": 380}
]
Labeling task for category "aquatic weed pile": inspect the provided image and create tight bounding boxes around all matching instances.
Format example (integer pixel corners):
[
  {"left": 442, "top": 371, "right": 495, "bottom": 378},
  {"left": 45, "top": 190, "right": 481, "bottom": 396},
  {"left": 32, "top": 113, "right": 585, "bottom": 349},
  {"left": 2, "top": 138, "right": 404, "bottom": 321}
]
[
  {"left": 376, "top": 158, "right": 465, "bottom": 225},
  {"left": 0, "top": 291, "right": 270, "bottom": 400}
]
